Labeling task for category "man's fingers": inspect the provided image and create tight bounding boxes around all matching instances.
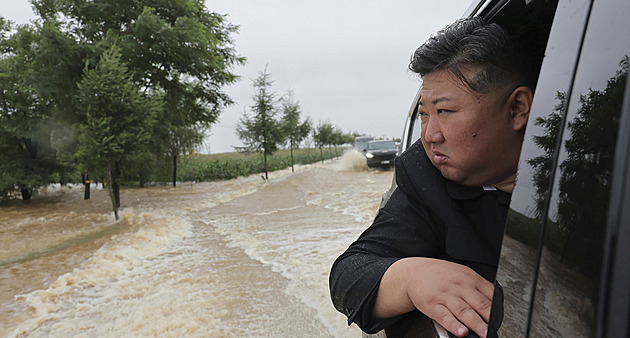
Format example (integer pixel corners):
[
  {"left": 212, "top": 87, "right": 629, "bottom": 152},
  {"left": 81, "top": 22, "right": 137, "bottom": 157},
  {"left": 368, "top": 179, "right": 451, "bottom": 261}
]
[
  {"left": 476, "top": 278, "right": 495, "bottom": 300},
  {"left": 467, "top": 287, "right": 493, "bottom": 322},
  {"left": 449, "top": 299, "right": 488, "bottom": 338},
  {"left": 403, "top": 259, "right": 495, "bottom": 338},
  {"left": 432, "top": 304, "right": 469, "bottom": 337}
]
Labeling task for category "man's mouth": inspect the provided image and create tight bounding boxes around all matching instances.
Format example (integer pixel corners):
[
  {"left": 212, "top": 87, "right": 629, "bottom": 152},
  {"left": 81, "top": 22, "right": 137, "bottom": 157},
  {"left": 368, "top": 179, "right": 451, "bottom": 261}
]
[{"left": 432, "top": 149, "right": 449, "bottom": 165}]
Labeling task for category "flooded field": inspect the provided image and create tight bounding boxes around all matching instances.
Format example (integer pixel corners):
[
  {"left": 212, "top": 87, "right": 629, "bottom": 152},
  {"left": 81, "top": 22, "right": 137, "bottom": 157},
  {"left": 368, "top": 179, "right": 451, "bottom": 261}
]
[{"left": 0, "top": 152, "right": 394, "bottom": 337}]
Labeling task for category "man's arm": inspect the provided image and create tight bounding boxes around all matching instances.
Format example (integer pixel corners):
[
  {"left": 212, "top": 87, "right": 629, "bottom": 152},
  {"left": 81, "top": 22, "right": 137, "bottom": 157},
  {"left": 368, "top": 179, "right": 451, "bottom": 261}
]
[
  {"left": 373, "top": 257, "right": 495, "bottom": 338},
  {"left": 329, "top": 187, "right": 441, "bottom": 333}
]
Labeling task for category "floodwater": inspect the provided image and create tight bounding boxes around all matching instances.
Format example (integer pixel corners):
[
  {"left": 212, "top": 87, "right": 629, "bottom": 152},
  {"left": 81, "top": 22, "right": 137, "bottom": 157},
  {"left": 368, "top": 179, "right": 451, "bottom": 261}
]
[{"left": 1, "top": 151, "right": 393, "bottom": 337}]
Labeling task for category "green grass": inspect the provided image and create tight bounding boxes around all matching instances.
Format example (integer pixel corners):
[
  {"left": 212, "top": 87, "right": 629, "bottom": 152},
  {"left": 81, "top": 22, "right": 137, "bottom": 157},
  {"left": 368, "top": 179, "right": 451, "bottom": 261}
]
[{"left": 177, "top": 147, "right": 346, "bottom": 182}]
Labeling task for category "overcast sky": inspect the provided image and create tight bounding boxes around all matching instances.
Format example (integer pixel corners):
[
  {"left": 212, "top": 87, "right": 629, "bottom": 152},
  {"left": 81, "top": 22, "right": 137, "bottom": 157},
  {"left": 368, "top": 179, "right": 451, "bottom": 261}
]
[{"left": 4, "top": 0, "right": 472, "bottom": 153}]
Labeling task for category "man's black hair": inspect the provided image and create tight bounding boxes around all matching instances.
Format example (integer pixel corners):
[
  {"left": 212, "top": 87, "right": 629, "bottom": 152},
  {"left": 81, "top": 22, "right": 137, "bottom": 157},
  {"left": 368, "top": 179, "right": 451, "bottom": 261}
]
[{"left": 409, "top": 16, "right": 537, "bottom": 94}]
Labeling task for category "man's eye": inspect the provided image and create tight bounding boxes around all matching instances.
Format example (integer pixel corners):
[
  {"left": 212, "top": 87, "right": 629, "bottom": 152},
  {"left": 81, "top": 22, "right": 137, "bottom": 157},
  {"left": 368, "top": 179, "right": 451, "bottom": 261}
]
[{"left": 437, "top": 109, "right": 451, "bottom": 114}]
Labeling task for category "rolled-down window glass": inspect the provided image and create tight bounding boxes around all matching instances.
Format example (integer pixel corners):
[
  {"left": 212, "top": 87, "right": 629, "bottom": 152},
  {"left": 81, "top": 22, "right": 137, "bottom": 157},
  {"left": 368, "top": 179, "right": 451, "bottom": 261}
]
[
  {"left": 527, "top": 0, "right": 630, "bottom": 336},
  {"left": 490, "top": 0, "right": 590, "bottom": 336}
]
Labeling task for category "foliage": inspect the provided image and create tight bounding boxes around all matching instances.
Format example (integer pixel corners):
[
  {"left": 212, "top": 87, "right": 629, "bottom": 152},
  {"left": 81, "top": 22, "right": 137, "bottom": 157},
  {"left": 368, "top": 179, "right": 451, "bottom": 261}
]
[
  {"left": 76, "top": 44, "right": 160, "bottom": 218},
  {"left": 177, "top": 147, "right": 342, "bottom": 182},
  {"left": 0, "top": 19, "right": 80, "bottom": 201},
  {"left": 313, "top": 121, "right": 333, "bottom": 148},
  {"left": 0, "top": 0, "right": 244, "bottom": 204},
  {"left": 42, "top": 0, "right": 245, "bottom": 185},
  {"left": 527, "top": 57, "right": 628, "bottom": 278},
  {"left": 527, "top": 91, "right": 566, "bottom": 218},
  {"left": 235, "top": 66, "right": 285, "bottom": 179},
  {"left": 313, "top": 121, "right": 335, "bottom": 161},
  {"left": 280, "top": 90, "right": 311, "bottom": 172},
  {"left": 0, "top": 2, "right": 364, "bottom": 205}
]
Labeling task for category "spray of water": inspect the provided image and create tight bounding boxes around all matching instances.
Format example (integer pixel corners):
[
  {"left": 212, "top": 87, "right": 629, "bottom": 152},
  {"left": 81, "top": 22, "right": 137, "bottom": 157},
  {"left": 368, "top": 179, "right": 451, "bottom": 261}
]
[{"left": 339, "top": 150, "right": 368, "bottom": 171}]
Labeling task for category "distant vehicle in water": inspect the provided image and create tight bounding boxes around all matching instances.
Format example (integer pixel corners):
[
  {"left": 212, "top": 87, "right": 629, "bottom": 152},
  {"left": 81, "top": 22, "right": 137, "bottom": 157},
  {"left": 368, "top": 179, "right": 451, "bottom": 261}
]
[
  {"left": 365, "top": 140, "right": 398, "bottom": 169},
  {"left": 353, "top": 136, "right": 374, "bottom": 154}
]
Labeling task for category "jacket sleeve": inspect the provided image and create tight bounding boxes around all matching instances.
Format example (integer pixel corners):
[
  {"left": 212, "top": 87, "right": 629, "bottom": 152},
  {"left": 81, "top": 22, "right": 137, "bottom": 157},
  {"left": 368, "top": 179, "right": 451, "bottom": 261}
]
[{"left": 329, "top": 161, "right": 445, "bottom": 333}]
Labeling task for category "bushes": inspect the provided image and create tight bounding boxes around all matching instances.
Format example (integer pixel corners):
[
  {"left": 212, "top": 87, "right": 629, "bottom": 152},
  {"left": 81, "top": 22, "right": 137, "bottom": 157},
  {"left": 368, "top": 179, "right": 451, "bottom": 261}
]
[{"left": 178, "top": 147, "right": 344, "bottom": 182}]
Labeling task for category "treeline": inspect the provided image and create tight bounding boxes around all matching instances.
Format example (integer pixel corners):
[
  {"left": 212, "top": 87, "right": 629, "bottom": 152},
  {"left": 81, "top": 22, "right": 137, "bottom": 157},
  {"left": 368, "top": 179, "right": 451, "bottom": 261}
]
[
  {"left": 0, "top": 0, "right": 245, "bottom": 216},
  {"left": 235, "top": 66, "right": 357, "bottom": 179},
  {"left": 0, "top": 1, "right": 364, "bottom": 219}
]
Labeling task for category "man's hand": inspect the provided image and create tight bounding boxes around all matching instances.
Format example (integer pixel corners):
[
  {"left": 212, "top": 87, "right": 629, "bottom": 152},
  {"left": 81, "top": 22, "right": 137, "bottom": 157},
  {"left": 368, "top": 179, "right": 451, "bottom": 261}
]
[{"left": 373, "top": 258, "right": 494, "bottom": 338}]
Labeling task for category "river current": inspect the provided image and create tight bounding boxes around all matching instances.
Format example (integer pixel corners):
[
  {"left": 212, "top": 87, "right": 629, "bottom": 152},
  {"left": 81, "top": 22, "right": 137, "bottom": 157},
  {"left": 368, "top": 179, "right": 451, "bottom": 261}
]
[{"left": 1, "top": 151, "right": 391, "bottom": 337}]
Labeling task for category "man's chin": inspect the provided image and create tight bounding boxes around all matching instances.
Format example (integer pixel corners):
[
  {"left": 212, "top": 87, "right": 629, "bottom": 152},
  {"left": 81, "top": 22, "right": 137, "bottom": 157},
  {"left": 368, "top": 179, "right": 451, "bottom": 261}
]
[
  {"left": 438, "top": 167, "right": 461, "bottom": 183},
  {"left": 439, "top": 169, "right": 479, "bottom": 187}
]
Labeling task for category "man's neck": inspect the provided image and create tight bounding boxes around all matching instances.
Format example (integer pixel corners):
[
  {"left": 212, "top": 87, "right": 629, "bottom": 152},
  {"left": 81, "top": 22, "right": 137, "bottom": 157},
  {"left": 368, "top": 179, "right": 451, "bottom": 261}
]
[
  {"left": 493, "top": 182, "right": 514, "bottom": 194},
  {"left": 491, "top": 173, "right": 516, "bottom": 193}
]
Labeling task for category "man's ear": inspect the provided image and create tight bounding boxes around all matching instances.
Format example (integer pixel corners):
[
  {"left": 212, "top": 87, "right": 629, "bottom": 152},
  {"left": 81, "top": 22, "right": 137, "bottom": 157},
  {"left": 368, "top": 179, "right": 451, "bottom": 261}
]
[{"left": 509, "top": 86, "right": 533, "bottom": 131}]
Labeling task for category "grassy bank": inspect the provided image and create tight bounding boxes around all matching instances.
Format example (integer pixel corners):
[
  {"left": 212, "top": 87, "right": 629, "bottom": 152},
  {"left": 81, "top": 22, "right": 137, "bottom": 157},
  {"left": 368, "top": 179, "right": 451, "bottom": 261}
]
[{"left": 178, "top": 147, "right": 347, "bottom": 182}]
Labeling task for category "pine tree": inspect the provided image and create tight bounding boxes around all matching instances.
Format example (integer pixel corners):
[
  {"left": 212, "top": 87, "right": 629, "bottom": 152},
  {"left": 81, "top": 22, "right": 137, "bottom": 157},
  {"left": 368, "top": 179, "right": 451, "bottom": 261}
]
[
  {"left": 76, "top": 45, "right": 160, "bottom": 219},
  {"left": 235, "top": 66, "right": 284, "bottom": 180}
]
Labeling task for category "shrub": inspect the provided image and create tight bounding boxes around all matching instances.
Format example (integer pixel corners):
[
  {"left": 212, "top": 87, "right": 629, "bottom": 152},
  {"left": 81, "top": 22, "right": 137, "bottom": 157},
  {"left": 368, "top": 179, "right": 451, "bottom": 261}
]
[{"left": 178, "top": 147, "right": 345, "bottom": 182}]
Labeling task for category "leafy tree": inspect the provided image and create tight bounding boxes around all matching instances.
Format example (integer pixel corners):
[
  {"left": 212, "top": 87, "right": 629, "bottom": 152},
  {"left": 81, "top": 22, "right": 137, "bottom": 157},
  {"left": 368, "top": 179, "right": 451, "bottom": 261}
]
[
  {"left": 76, "top": 45, "right": 160, "bottom": 219},
  {"left": 528, "top": 57, "right": 628, "bottom": 279},
  {"left": 33, "top": 0, "right": 245, "bottom": 185},
  {"left": 339, "top": 131, "right": 355, "bottom": 146},
  {"left": 554, "top": 58, "right": 627, "bottom": 276},
  {"left": 313, "top": 121, "right": 334, "bottom": 163},
  {"left": 280, "top": 90, "right": 311, "bottom": 172},
  {"left": 0, "top": 19, "right": 80, "bottom": 201},
  {"left": 331, "top": 127, "right": 349, "bottom": 157},
  {"left": 1, "top": 0, "right": 243, "bottom": 202},
  {"left": 165, "top": 125, "right": 204, "bottom": 187},
  {"left": 235, "top": 67, "right": 284, "bottom": 180},
  {"left": 527, "top": 91, "right": 566, "bottom": 218}
]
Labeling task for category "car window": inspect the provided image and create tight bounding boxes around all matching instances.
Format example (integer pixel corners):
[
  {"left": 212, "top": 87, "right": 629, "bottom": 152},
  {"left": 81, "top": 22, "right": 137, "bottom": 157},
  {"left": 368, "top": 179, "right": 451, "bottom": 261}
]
[
  {"left": 490, "top": 0, "right": 590, "bottom": 336},
  {"left": 368, "top": 141, "right": 396, "bottom": 150},
  {"left": 526, "top": 0, "right": 630, "bottom": 336},
  {"left": 355, "top": 139, "right": 372, "bottom": 150}
]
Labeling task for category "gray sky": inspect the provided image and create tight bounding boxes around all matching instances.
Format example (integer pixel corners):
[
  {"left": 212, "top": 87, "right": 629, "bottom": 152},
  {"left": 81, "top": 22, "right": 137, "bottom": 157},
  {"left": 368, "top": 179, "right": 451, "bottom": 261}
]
[{"left": 5, "top": 0, "right": 472, "bottom": 153}]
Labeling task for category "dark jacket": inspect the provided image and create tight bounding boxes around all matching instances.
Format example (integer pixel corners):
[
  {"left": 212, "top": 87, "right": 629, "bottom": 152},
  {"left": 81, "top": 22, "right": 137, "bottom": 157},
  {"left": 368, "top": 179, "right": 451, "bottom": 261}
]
[{"left": 329, "top": 141, "right": 510, "bottom": 333}]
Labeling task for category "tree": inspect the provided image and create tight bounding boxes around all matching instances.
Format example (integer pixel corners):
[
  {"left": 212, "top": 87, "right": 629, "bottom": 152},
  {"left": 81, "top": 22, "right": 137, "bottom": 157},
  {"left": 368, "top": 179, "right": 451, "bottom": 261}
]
[
  {"left": 76, "top": 45, "right": 160, "bottom": 219},
  {"left": 166, "top": 125, "right": 204, "bottom": 187},
  {"left": 313, "top": 121, "right": 334, "bottom": 163},
  {"left": 33, "top": 0, "right": 245, "bottom": 185},
  {"left": 528, "top": 57, "right": 628, "bottom": 279},
  {"left": 280, "top": 90, "right": 311, "bottom": 172},
  {"left": 527, "top": 91, "right": 565, "bottom": 218},
  {"left": 0, "top": 19, "right": 80, "bottom": 202},
  {"left": 331, "top": 127, "right": 347, "bottom": 157},
  {"left": 235, "top": 67, "right": 284, "bottom": 180}
]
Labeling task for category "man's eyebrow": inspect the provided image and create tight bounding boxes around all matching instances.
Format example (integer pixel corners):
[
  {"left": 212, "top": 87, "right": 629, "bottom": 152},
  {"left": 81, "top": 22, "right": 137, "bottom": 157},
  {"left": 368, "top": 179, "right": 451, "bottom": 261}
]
[{"left": 418, "top": 96, "right": 453, "bottom": 106}]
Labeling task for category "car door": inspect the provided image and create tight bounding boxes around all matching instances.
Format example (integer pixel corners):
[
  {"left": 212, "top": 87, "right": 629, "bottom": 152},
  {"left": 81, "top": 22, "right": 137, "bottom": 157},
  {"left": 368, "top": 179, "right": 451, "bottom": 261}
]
[{"left": 489, "top": 0, "right": 630, "bottom": 336}]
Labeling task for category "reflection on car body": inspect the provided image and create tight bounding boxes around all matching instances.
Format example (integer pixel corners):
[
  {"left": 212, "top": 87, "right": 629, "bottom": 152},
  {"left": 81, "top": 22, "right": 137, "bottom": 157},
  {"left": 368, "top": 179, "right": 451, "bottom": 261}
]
[{"left": 372, "top": 0, "right": 630, "bottom": 336}]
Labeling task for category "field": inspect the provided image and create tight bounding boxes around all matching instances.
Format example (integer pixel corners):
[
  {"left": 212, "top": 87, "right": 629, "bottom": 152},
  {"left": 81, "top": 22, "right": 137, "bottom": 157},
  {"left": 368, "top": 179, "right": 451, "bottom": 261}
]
[{"left": 178, "top": 147, "right": 347, "bottom": 182}]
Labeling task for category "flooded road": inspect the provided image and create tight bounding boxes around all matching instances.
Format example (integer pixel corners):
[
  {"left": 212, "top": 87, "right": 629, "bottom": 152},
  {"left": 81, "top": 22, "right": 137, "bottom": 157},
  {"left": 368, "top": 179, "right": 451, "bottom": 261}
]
[{"left": 1, "top": 152, "right": 393, "bottom": 337}]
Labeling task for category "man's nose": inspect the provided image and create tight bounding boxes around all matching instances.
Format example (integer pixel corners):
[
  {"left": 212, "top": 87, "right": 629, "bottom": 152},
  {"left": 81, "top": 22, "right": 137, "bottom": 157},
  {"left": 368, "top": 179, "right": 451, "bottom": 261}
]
[{"left": 423, "top": 116, "right": 445, "bottom": 144}]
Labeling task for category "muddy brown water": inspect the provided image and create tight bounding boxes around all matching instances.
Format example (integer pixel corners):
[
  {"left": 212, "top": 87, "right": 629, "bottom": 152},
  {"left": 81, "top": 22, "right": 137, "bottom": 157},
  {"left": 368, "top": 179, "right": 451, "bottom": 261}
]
[{"left": 1, "top": 152, "right": 392, "bottom": 337}]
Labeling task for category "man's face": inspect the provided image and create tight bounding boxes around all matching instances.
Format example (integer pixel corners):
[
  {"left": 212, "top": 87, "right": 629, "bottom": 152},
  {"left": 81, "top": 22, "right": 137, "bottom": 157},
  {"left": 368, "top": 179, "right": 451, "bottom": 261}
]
[{"left": 418, "top": 68, "right": 524, "bottom": 188}]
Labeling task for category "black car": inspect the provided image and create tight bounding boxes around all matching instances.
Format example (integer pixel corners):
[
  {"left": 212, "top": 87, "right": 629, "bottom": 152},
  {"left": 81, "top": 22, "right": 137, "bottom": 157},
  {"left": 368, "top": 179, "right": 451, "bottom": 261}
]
[
  {"left": 365, "top": 140, "right": 398, "bottom": 169},
  {"left": 354, "top": 136, "right": 375, "bottom": 153},
  {"left": 374, "top": 0, "right": 630, "bottom": 336}
]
